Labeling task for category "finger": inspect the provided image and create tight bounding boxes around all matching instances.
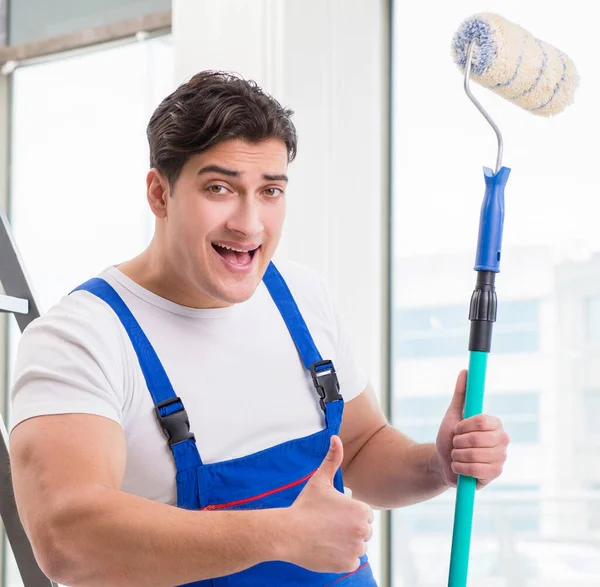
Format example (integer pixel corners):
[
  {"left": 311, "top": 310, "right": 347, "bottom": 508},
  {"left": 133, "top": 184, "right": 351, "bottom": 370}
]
[
  {"left": 451, "top": 461, "right": 504, "bottom": 481},
  {"left": 453, "top": 429, "right": 509, "bottom": 449},
  {"left": 363, "top": 504, "right": 375, "bottom": 525},
  {"left": 365, "top": 524, "right": 374, "bottom": 542},
  {"left": 451, "top": 445, "right": 507, "bottom": 465},
  {"left": 312, "top": 435, "right": 344, "bottom": 485},
  {"left": 445, "top": 370, "right": 468, "bottom": 416},
  {"left": 454, "top": 414, "right": 501, "bottom": 436},
  {"left": 354, "top": 540, "right": 368, "bottom": 558}
]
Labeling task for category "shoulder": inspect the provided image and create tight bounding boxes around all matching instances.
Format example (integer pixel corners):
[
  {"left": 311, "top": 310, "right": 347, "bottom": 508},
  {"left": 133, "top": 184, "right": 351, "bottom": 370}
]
[
  {"left": 270, "top": 259, "right": 321, "bottom": 287},
  {"left": 267, "top": 259, "right": 343, "bottom": 363},
  {"left": 14, "top": 278, "right": 132, "bottom": 397},
  {"left": 10, "top": 278, "right": 134, "bottom": 430},
  {"left": 270, "top": 259, "right": 335, "bottom": 321},
  {"left": 20, "top": 283, "right": 126, "bottom": 349}
]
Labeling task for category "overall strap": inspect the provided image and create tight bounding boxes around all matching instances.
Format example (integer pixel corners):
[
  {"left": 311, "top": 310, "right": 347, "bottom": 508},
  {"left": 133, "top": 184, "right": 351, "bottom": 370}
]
[
  {"left": 71, "top": 278, "right": 202, "bottom": 470},
  {"left": 262, "top": 263, "right": 343, "bottom": 428}
]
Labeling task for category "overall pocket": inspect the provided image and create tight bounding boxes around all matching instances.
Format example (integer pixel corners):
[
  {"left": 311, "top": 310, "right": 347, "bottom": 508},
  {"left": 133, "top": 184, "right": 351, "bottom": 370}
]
[{"left": 202, "top": 469, "right": 316, "bottom": 511}]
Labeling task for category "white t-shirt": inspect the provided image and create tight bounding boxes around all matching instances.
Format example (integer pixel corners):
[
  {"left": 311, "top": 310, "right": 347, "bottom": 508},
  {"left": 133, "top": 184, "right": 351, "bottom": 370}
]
[{"left": 10, "top": 261, "right": 367, "bottom": 506}]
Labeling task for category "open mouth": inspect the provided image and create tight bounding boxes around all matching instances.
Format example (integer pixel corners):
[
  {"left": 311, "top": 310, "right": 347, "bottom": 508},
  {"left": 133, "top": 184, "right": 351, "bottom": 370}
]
[{"left": 212, "top": 242, "right": 260, "bottom": 267}]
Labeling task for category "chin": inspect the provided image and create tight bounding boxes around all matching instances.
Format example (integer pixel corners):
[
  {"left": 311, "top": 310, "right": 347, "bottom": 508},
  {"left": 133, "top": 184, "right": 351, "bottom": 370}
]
[{"left": 215, "top": 278, "right": 262, "bottom": 305}]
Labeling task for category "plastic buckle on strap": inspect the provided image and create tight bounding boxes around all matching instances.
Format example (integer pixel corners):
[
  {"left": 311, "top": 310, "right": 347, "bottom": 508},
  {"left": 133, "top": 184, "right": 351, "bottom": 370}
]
[
  {"left": 155, "top": 397, "right": 196, "bottom": 447},
  {"left": 310, "top": 360, "right": 343, "bottom": 412}
]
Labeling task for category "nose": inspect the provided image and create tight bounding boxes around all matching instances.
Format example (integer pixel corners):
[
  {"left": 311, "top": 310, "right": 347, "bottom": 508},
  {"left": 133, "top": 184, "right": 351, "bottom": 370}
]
[{"left": 225, "top": 196, "right": 264, "bottom": 238}]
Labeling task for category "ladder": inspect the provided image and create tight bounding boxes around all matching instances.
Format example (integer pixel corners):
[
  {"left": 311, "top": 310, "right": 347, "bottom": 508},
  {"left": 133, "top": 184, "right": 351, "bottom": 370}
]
[{"left": 0, "top": 205, "right": 56, "bottom": 587}]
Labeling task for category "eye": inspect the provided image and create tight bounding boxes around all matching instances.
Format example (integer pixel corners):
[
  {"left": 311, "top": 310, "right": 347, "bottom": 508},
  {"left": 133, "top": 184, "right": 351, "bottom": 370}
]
[
  {"left": 263, "top": 187, "right": 284, "bottom": 198},
  {"left": 207, "top": 184, "right": 228, "bottom": 195}
]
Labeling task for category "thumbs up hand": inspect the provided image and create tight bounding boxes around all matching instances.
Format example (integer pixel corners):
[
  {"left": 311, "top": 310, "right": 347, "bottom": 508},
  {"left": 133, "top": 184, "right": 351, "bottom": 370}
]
[
  {"left": 281, "top": 436, "right": 374, "bottom": 574},
  {"left": 435, "top": 370, "right": 510, "bottom": 489}
]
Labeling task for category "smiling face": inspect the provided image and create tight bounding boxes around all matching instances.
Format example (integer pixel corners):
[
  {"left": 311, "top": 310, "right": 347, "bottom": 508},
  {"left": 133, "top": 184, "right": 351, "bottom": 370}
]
[{"left": 146, "top": 138, "right": 289, "bottom": 308}]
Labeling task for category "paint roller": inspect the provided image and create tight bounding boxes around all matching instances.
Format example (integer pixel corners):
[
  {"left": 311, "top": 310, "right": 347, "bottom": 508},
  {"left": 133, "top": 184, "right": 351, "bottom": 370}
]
[
  {"left": 446, "top": 12, "right": 578, "bottom": 587},
  {"left": 453, "top": 12, "right": 578, "bottom": 116}
]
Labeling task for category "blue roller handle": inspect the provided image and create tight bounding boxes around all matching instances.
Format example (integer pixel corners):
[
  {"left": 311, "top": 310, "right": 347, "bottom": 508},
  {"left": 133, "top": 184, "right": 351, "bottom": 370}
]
[
  {"left": 447, "top": 166, "right": 510, "bottom": 587},
  {"left": 475, "top": 167, "right": 510, "bottom": 272}
]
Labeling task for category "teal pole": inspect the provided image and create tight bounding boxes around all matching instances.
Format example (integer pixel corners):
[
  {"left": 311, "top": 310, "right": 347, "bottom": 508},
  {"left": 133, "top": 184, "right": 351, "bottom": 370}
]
[{"left": 447, "top": 350, "right": 488, "bottom": 587}]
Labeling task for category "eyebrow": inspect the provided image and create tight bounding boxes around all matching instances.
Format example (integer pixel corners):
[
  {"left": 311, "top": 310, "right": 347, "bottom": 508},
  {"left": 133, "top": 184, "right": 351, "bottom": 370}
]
[
  {"left": 197, "top": 165, "right": 288, "bottom": 183},
  {"left": 263, "top": 173, "right": 289, "bottom": 182},
  {"left": 198, "top": 165, "right": 239, "bottom": 177}
]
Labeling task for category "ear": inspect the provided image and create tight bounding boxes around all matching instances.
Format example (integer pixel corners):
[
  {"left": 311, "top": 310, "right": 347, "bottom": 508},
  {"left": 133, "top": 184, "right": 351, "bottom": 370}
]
[{"left": 147, "top": 169, "right": 170, "bottom": 218}]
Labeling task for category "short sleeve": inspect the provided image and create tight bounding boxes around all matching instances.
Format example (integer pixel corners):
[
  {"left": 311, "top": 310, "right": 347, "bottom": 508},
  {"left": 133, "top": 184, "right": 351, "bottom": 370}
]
[{"left": 9, "top": 291, "right": 127, "bottom": 432}]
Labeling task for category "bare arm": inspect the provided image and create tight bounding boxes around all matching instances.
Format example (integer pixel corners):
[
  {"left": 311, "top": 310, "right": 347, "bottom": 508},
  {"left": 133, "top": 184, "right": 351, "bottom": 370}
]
[
  {"left": 339, "top": 373, "right": 509, "bottom": 509},
  {"left": 11, "top": 413, "right": 377, "bottom": 587},
  {"left": 339, "top": 385, "right": 448, "bottom": 509},
  {"left": 10, "top": 413, "right": 287, "bottom": 587}
]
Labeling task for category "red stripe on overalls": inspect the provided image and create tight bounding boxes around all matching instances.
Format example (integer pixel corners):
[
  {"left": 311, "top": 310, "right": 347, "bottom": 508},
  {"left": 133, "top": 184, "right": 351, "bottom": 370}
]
[
  {"left": 323, "top": 562, "right": 370, "bottom": 586},
  {"left": 202, "top": 470, "right": 317, "bottom": 511}
]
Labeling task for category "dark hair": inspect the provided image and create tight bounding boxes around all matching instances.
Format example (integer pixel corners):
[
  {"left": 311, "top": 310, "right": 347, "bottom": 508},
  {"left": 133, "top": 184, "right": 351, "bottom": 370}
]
[{"left": 147, "top": 70, "right": 297, "bottom": 187}]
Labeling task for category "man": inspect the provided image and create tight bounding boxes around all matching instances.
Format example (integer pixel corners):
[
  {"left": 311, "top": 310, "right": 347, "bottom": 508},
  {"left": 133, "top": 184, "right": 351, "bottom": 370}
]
[{"left": 9, "top": 71, "right": 509, "bottom": 587}]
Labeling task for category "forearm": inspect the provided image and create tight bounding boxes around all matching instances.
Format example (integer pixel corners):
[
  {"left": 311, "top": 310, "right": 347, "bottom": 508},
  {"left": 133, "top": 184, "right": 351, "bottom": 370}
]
[
  {"left": 31, "top": 486, "right": 285, "bottom": 587},
  {"left": 342, "top": 424, "right": 449, "bottom": 509}
]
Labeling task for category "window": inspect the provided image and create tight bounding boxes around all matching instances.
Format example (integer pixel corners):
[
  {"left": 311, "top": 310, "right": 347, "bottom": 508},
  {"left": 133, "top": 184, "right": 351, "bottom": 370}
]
[
  {"left": 484, "top": 484, "right": 541, "bottom": 532},
  {"left": 4, "top": 33, "right": 174, "bottom": 587},
  {"left": 8, "top": 35, "right": 174, "bottom": 312},
  {"left": 391, "top": 0, "right": 600, "bottom": 584},
  {"left": 396, "top": 300, "right": 539, "bottom": 358},
  {"left": 583, "top": 389, "right": 600, "bottom": 443},
  {"left": 589, "top": 484, "right": 600, "bottom": 531},
  {"left": 394, "top": 395, "right": 446, "bottom": 443},
  {"left": 399, "top": 485, "right": 540, "bottom": 535},
  {"left": 487, "top": 393, "right": 539, "bottom": 444},
  {"left": 392, "top": 486, "right": 541, "bottom": 585},
  {"left": 587, "top": 298, "right": 600, "bottom": 346}
]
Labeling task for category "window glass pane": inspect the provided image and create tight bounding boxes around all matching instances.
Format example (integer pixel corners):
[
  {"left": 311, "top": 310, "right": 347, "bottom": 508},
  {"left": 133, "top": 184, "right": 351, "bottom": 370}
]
[
  {"left": 4, "top": 34, "right": 174, "bottom": 587},
  {"left": 396, "top": 396, "right": 448, "bottom": 419},
  {"left": 9, "top": 0, "right": 170, "bottom": 45},
  {"left": 589, "top": 484, "right": 600, "bottom": 531},
  {"left": 396, "top": 300, "right": 539, "bottom": 358},
  {"left": 583, "top": 389, "right": 600, "bottom": 441},
  {"left": 395, "top": 492, "right": 542, "bottom": 583},
  {"left": 0, "top": 0, "right": 6, "bottom": 46},
  {"left": 588, "top": 298, "right": 600, "bottom": 345},
  {"left": 9, "top": 36, "right": 174, "bottom": 312},
  {"left": 391, "top": 1, "right": 600, "bottom": 585},
  {"left": 502, "top": 421, "right": 539, "bottom": 444},
  {"left": 486, "top": 393, "right": 538, "bottom": 415}
]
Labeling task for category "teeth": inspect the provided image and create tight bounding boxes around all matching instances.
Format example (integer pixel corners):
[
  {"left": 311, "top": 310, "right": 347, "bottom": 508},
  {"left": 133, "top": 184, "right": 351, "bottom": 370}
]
[{"left": 214, "top": 243, "right": 253, "bottom": 253}]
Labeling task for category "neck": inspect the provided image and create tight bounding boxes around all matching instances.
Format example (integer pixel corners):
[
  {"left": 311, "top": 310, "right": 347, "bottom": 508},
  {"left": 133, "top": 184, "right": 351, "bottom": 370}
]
[{"left": 117, "top": 238, "right": 230, "bottom": 309}]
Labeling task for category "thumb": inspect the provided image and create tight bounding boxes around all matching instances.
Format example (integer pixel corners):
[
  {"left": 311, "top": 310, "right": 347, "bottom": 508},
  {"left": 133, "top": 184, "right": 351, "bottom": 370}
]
[
  {"left": 313, "top": 435, "right": 344, "bottom": 485},
  {"left": 445, "top": 369, "right": 468, "bottom": 418}
]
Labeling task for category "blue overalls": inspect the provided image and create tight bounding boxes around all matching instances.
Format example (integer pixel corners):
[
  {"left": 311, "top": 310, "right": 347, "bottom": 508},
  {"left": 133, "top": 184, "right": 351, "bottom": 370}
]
[{"left": 73, "top": 262, "right": 377, "bottom": 586}]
